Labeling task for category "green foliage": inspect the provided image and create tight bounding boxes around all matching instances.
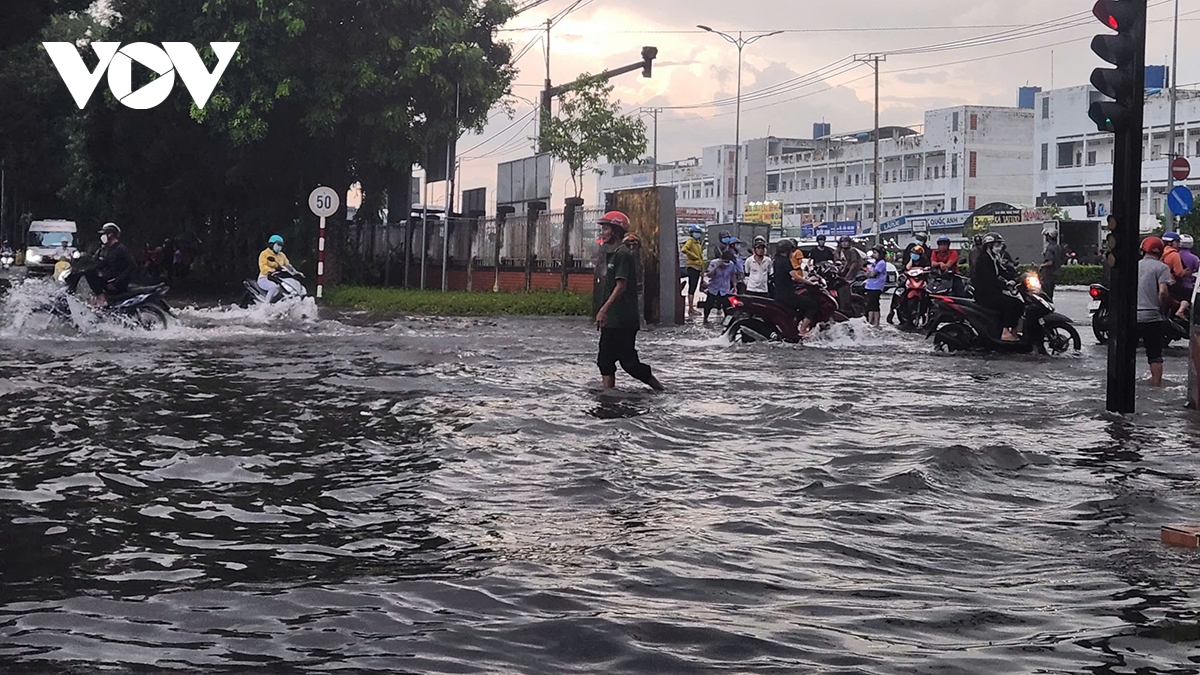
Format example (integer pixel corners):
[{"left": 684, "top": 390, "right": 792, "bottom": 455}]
[
  {"left": 325, "top": 287, "right": 592, "bottom": 316},
  {"left": 540, "top": 76, "right": 647, "bottom": 198},
  {"left": 1, "top": 0, "right": 517, "bottom": 283}
]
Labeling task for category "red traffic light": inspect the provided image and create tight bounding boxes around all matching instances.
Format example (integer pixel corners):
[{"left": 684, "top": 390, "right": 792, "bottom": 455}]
[
  {"left": 1094, "top": 1, "right": 1120, "bottom": 30},
  {"left": 1093, "top": 0, "right": 1141, "bottom": 32}
]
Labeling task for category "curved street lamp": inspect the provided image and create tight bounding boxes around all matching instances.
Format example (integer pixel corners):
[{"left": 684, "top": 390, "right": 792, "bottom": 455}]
[{"left": 698, "top": 25, "right": 784, "bottom": 221}]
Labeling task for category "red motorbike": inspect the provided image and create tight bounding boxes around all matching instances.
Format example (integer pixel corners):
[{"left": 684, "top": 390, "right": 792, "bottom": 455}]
[
  {"left": 722, "top": 274, "right": 849, "bottom": 343},
  {"left": 887, "top": 267, "right": 931, "bottom": 330}
]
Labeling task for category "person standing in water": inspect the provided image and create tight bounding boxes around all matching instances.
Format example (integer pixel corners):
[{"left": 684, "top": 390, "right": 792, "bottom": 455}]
[{"left": 595, "top": 211, "right": 664, "bottom": 392}]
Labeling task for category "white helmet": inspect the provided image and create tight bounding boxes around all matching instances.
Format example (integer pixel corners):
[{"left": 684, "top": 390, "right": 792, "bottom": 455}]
[{"left": 1181, "top": 234, "right": 1195, "bottom": 250}]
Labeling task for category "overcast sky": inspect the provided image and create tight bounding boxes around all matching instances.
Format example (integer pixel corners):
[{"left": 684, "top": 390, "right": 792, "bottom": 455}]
[{"left": 442, "top": 0, "right": 1197, "bottom": 211}]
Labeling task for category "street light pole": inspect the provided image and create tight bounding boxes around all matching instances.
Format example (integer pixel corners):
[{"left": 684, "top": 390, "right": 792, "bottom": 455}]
[
  {"left": 698, "top": 25, "right": 783, "bottom": 222},
  {"left": 1167, "top": 0, "right": 1180, "bottom": 228}
]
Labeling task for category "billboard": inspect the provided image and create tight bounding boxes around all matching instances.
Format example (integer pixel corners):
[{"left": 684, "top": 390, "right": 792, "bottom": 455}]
[
  {"left": 497, "top": 154, "right": 553, "bottom": 206},
  {"left": 676, "top": 207, "right": 718, "bottom": 224},
  {"left": 743, "top": 201, "right": 783, "bottom": 228}
]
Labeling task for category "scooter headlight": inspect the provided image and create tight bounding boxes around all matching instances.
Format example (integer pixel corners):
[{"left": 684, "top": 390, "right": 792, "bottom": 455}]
[{"left": 1024, "top": 273, "right": 1042, "bottom": 292}]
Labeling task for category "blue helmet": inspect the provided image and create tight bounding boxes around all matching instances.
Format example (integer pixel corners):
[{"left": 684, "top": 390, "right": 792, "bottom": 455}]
[
  {"left": 1162, "top": 231, "right": 1180, "bottom": 244},
  {"left": 688, "top": 224, "right": 702, "bottom": 233},
  {"left": 268, "top": 234, "right": 284, "bottom": 245}
]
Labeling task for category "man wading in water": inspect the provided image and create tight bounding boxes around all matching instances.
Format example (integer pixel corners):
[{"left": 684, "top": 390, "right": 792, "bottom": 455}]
[{"left": 595, "top": 211, "right": 665, "bottom": 392}]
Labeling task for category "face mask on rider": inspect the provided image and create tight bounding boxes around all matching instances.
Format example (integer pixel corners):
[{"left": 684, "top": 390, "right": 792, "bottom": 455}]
[
  {"left": 273, "top": 244, "right": 283, "bottom": 253},
  {"left": 100, "top": 234, "right": 109, "bottom": 245},
  {"left": 911, "top": 254, "right": 920, "bottom": 261}
]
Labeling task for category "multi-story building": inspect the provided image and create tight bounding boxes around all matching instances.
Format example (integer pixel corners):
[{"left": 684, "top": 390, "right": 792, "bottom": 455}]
[
  {"left": 762, "top": 104, "right": 1036, "bottom": 235},
  {"left": 1033, "top": 84, "right": 1200, "bottom": 231},
  {"left": 597, "top": 144, "right": 737, "bottom": 225},
  {"left": 597, "top": 138, "right": 812, "bottom": 224}
]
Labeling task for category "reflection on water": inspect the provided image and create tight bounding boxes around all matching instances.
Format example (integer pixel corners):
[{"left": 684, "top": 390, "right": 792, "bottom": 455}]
[{"left": 0, "top": 287, "right": 1197, "bottom": 674}]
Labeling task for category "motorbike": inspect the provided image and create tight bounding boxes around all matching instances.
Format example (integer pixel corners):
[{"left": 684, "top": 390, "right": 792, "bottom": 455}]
[
  {"left": 926, "top": 272, "right": 1080, "bottom": 355},
  {"left": 1088, "top": 283, "right": 1189, "bottom": 345},
  {"left": 242, "top": 265, "right": 307, "bottom": 307},
  {"left": 0, "top": 250, "right": 13, "bottom": 270},
  {"left": 888, "top": 267, "right": 932, "bottom": 330},
  {"left": 815, "top": 262, "right": 868, "bottom": 319},
  {"left": 927, "top": 270, "right": 973, "bottom": 298},
  {"left": 41, "top": 264, "right": 174, "bottom": 330},
  {"left": 722, "top": 274, "right": 849, "bottom": 344}
]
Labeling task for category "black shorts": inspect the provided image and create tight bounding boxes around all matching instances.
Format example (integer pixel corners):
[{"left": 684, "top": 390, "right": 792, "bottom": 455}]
[
  {"left": 865, "top": 289, "right": 882, "bottom": 312},
  {"left": 597, "top": 327, "right": 654, "bottom": 383},
  {"left": 1170, "top": 283, "right": 1191, "bottom": 302},
  {"left": 686, "top": 267, "right": 701, "bottom": 295},
  {"left": 1137, "top": 320, "right": 1165, "bottom": 364}
]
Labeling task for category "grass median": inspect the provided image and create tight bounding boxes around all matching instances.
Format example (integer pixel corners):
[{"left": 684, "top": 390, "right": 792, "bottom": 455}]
[{"left": 324, "top": 286, "right": 593, "bottom": 317}]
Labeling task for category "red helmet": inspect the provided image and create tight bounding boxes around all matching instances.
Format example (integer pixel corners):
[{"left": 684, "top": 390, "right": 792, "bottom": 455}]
[
  {"left": 598, "top": 211, "right": 631, "bottom": 232},
  {"left": 1141, "top": 236, "right": 1164, "bottom": 255}
]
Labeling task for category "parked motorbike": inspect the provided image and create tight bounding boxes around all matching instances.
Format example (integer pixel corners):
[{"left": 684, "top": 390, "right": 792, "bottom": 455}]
[
  {"left": 241, "top": 265, "right": 307, "bottom": 307},
  {"left": 722, "top": 276, "right": 849, "bottom": 344},
  {"left": 1088, "top": 283, "right": 1189, "bottom": 345},
  {"left": 926, "top": 272, "right": 1080, "bottom": 355},
  {"left": 42, "top": 264, "right": 174, "bottom": 330}
]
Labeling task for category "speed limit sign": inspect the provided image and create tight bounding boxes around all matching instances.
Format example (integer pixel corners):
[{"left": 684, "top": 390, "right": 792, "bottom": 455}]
[{"left": 308, "top": 186, "right": 340, "bottom": 218}]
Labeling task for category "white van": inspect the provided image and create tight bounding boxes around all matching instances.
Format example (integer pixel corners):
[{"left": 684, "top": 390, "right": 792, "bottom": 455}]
[{"left": 25, "top": 220, "right": 78, "bottom": 276}]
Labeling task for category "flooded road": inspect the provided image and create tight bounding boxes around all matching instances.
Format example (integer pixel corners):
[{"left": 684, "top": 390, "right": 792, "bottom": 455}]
[{"left": 0, "top": 283, "right": 1197, "bottom": 674}]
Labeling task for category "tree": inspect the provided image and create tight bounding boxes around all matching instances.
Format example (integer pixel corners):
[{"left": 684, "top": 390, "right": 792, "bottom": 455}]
[
  {"left": 539, "top": 76, "right": 647, "bottom": 199},
  {"left": 48, "top": 0, "right": 516, "bottom": 283}
]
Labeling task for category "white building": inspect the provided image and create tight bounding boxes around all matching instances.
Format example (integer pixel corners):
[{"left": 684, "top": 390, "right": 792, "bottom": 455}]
[
  {"left": 597, "top": 145, "right": 737, "bottom": 224},
  {"left": 1033, "top": 85, "right": 1200, "bottom": 231},
  {"left": 597, "top": 138, "right": 812, "bottom": 224},
  {"left": 763, "top": 105, "right": 1036, "bottom": 234}
]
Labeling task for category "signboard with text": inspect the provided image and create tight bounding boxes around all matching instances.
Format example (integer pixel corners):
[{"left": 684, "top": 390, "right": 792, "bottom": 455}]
[
  {"left": 676, "top": 207, "right": 718, "bottom": 224},
  {"left": 743, "top": 201, "right": 783, "bottom": 228}
]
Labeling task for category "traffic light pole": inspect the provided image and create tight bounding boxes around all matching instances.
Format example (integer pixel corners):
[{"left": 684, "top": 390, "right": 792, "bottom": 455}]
[
  {"left": 538, "top": 47, "right": 658, "bottom": 153},
  {"left": 1098, "top": 0, "right": 1147, "bottom": 414}
]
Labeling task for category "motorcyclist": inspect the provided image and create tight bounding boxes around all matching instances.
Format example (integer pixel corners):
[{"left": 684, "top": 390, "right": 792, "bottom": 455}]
[
  {"left": 744, "top": 236, "right": 772, "bottom": 296},
  {"left": 257, "top": 234, "right": 291, "bottom": 303},
  {"left": 1177, "top": 234, "right": 1199, "bottom": 321},
  {"left": 930, "top": 235, "right": 960, "bottom": 275},
  {"left": 0, "top": 240, "right": 13, "bottom": 257},
  {"left": 903, "top": 233, "right": 931, "bottom": 268},
  {"left": 69, "top": 223, "right": 136, "bottom": 300},
  {"left": 972, "top": 232, "right": 1022, "bottom": 342},
  {"left": 904, "top": 245, "right": 928, "bottom": 271},
  {"left": 772, "top": 239, "right": 821, "bottom": 338},
  {"left": 833, "top": 236, "right": 864, "bottom": 313},
  {"left": 1161, "top": 231, "right": 1189, "bottom": 316},
  {"left": 968, "top": 233, "right": 985, "bottom": 270},
  {"left": 809, "top": 234, "right": 835, "bottom": 264}
]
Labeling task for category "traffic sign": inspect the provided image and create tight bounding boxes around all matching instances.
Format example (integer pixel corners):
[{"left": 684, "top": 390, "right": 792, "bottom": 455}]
[
  {"left": 1169, "top": 185, "right": 1194, "bottom": 216},
  {"left": 1172, "top": 156, "right": 1191, "bottom": 181},
  {"left": 308, "top": 186, "right": 339, "bottom": 218}
]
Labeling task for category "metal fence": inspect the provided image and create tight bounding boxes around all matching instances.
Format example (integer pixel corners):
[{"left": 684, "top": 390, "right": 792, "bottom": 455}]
[{"left": 344, "top": 205, "right": 606, "bottom": 286}]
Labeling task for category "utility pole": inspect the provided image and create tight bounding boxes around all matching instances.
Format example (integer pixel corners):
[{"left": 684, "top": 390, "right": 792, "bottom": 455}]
[
  {"left": 698, "top": 26, "right": 783, "bottom": 222},
  {"left": 648, "top": 107, "right": 661, "bottom": 186},
  {"left": 856, "top": 54, "right": 886, "bottom": 241},
  {"left": 0, "top": 158, "right": 6, "bottom": 244},
  {"left": 1166, "top": 0, "right": 1180, "bottom": 228}
]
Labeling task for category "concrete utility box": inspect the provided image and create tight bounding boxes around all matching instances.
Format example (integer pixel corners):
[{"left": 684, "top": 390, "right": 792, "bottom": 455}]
[{"left": 597, "top": 186, "right": 681, "bottom": 326}]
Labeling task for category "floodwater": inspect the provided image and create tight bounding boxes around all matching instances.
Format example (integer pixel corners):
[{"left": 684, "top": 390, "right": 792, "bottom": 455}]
[{"left": 0, "top": 279, "right": 1197, "bottom": 674}]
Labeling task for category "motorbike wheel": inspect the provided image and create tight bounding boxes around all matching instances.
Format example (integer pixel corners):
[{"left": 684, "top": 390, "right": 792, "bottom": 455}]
[
  {"left": 133, "top": 305, "right": 169, "bottom": 331},
  {"left": 1091, "top": 308, "right": 1109, "bottom": 344},
  {"left": 725, "top": 318, "right": 778, "bottom": 344},
  {"left": 1042, "top": 323, "right": 1081, "bottom": 355},
  {"left": 932, "top": 323, "right": 973, "bottom": 353}
]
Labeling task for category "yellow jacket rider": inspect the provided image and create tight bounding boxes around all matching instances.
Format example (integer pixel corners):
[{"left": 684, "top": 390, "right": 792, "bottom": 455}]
[{"left": 257, "top": 234, "right": 290, "bottom": 302}]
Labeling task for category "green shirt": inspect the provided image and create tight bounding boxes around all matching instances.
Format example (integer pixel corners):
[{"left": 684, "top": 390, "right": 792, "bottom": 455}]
[{"left": 602, "top": 245, "right": 640, "bottom": 330}]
